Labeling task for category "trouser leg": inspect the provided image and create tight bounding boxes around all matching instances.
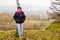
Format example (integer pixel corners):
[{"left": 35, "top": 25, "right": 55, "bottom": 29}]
[
  {"left": 20, "top": 23, "right": 24, "bottom": 35},
  {"left": 16, "top": 23, "right": 24, "bottom": 36}
]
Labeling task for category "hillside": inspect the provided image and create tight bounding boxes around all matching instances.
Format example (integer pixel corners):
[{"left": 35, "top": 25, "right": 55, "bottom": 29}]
[{"left": 0, "top": 13, "right": 42, "bottom": 30}]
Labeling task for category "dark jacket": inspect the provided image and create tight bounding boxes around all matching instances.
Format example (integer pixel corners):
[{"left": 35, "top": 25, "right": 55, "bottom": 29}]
[{"left": 13, "top": 12, "right": 26, "bottom": 24}]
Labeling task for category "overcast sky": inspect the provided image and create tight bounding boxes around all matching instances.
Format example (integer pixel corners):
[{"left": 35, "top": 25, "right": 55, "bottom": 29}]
[
  {"left": 0, "top": 0, "right": 51, "bottom": 17},
  {"left": 0, "top": 0, "right": 50, "bottom": 7}
]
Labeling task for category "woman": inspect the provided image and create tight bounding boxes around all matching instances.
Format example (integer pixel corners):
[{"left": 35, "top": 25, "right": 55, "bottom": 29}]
[{"left": 13, "top": 7, "right": 26, "bottom": 38}]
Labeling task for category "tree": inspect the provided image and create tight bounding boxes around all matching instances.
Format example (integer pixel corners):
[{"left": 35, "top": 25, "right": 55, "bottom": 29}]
[
  {"left": 47, "top": 0, "right": 60, "bottom": 23},
  {"left": 16, "top": 0, "right": 20, "bottom": 8}
]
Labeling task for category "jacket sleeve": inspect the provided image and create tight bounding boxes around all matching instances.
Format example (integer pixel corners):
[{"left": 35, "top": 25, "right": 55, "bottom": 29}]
[
  {"left": 22, "top": 12, "right": 26, "bottom": 21},
  {"left": 13, "top": 12, "right": 18, "bottom": 21}
]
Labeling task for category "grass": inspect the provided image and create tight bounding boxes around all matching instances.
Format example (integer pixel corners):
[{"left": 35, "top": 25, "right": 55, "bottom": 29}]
[
  {"left": 0, "top": 21, "right": 60, "bottom": 40},
  {"left": 0, "top": 13, "right": 60, "bottom": 40},
  {"left": 42, "top": 20, "right": 51, "bottom": 27},
  {"left": 0, "top": 29, "right": 59, "bottom": 40},
  {"left": 0, "top": 30, "right": 49, "bottom": 40}
]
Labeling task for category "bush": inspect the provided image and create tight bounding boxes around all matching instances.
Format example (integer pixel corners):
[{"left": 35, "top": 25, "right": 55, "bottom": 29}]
[{"left": 46, "top": 21, "right": 60, "bottom": 40}]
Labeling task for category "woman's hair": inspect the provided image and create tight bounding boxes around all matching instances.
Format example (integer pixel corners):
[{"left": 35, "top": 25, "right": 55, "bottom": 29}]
[{"left": 17, "top": 7, "right": 21, "bottom": 9}]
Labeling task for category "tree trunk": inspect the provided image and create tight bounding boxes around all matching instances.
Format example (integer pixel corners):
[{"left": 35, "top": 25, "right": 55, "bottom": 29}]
[{"left": 16, "top": 0, "right": 20, "bottom": 7}]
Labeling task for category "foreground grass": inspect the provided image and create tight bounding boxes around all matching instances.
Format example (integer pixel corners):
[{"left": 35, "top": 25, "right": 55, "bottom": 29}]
[
  {"left": 0, "top": 30, "right": 51, "bottom": 40},
  {"left": 0, "top": 29, "right": 59, "bottom": 40},
  {"left": 0, "top": 22, "right": 60, "bottom": 40}
]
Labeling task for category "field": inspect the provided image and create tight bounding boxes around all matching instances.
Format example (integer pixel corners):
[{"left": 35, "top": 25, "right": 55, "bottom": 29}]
[
  {"left": 0, "top": 13, "right": 60, "bottom": 40},
  {"left": 0, "top": 13, "right": 50, "bottom": 30},
  {"left": 0, "top": 28, "right": 60, "bottom": 40}
]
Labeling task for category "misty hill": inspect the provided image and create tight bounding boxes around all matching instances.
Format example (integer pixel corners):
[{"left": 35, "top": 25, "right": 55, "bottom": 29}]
[{"left": 0, "top": 13, "right": 42, "bottom": 30}]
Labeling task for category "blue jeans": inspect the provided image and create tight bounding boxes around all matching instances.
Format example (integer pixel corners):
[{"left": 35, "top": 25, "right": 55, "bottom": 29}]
[{"left": 16, "top": 23, "right": 24, "bottom": 36}]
